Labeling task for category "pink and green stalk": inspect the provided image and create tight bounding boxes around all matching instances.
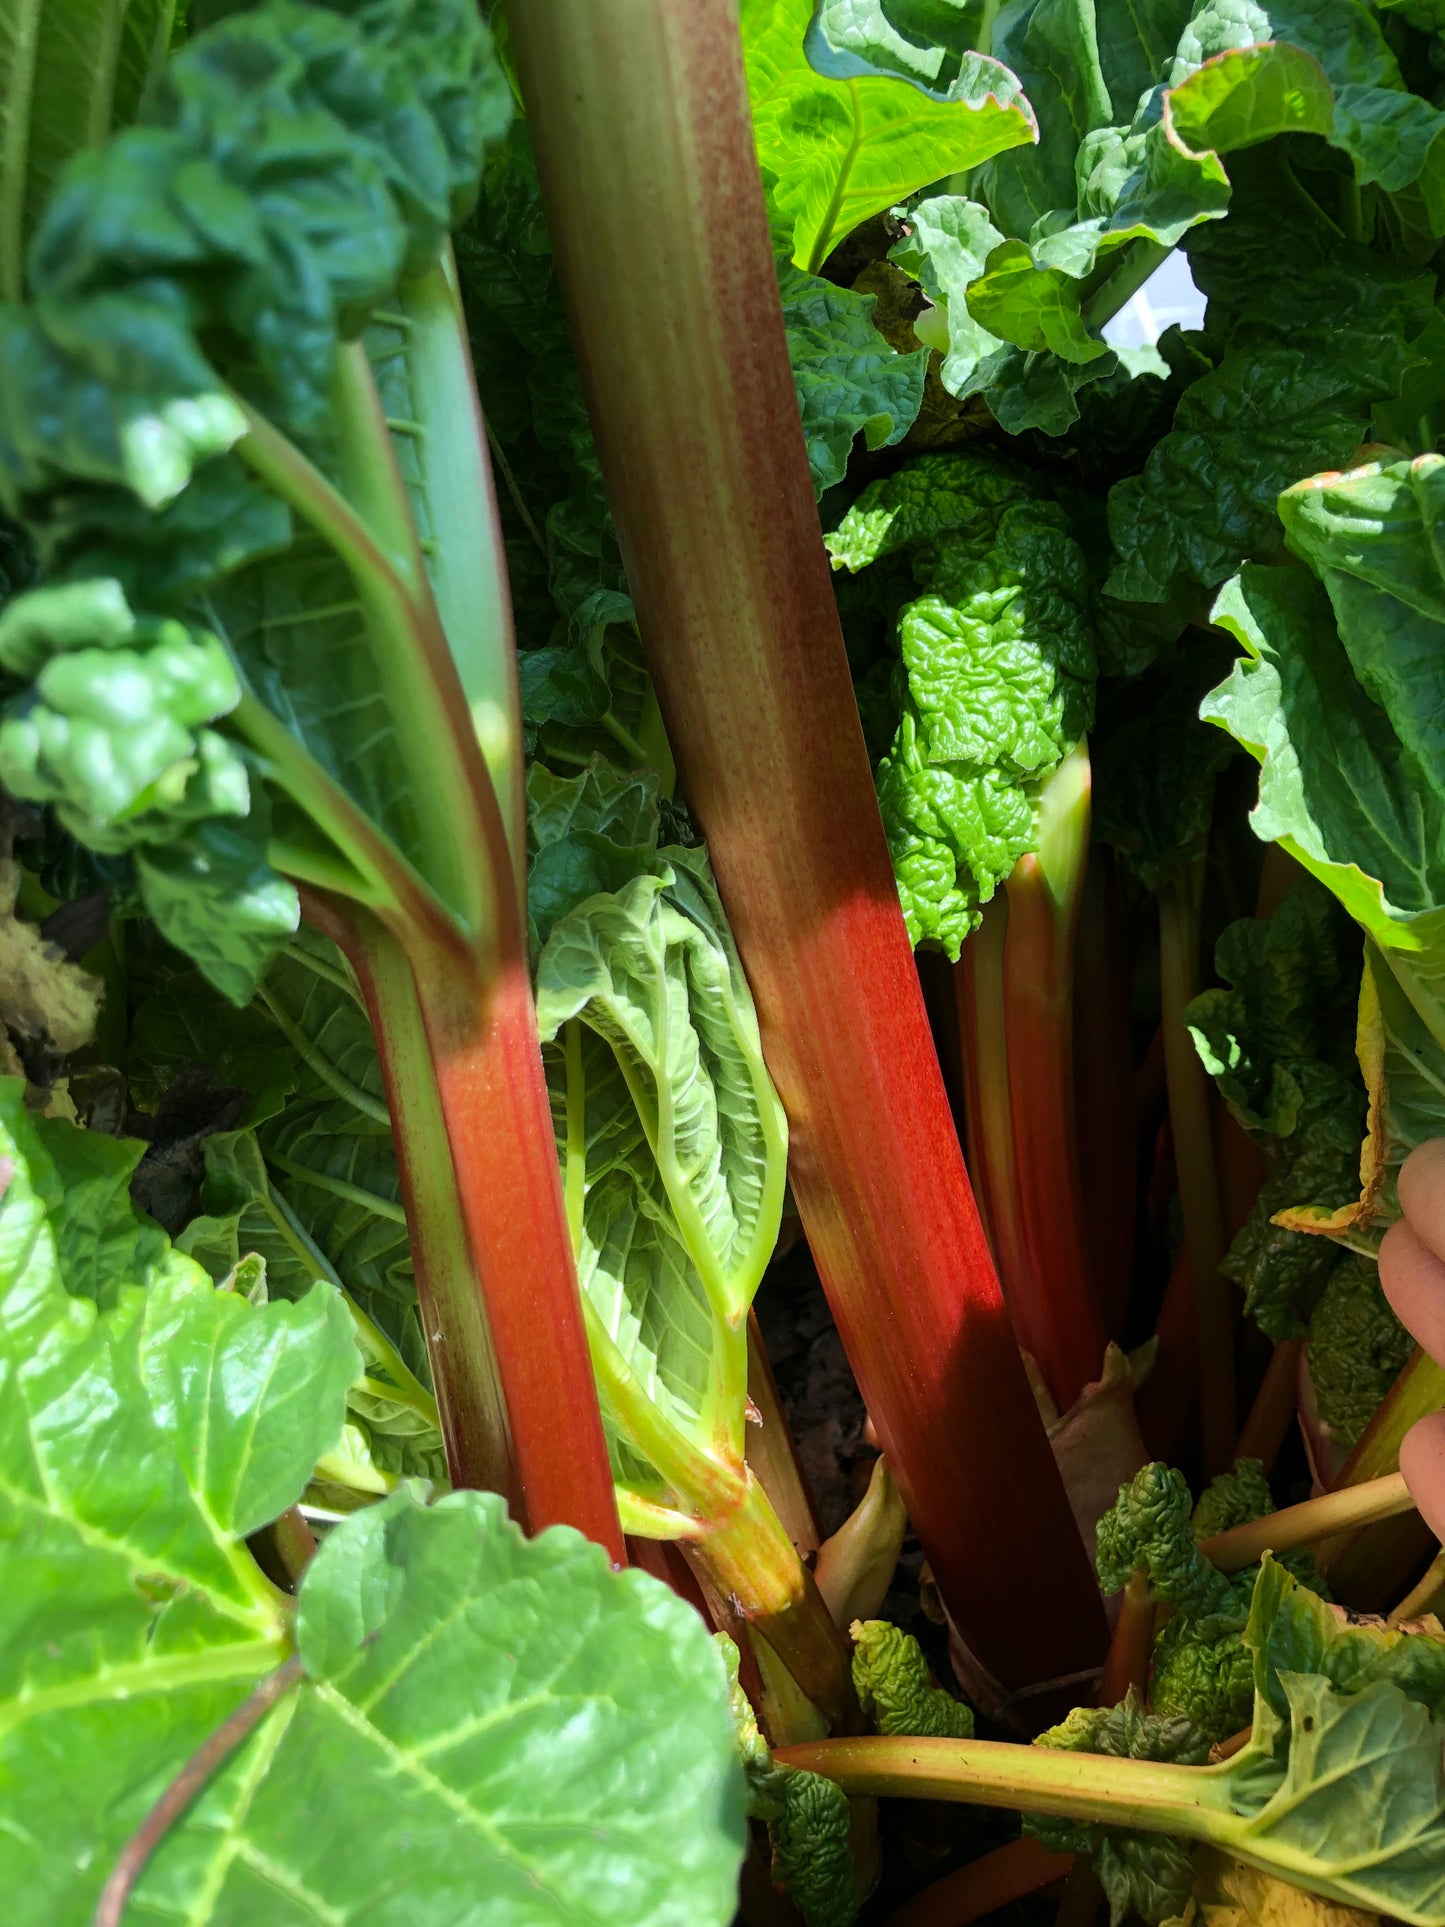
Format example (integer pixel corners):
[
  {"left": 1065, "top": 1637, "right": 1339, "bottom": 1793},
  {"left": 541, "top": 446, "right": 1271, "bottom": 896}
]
[{"left": 507, "top": 0, "right": 1107, "bottom": 1694}]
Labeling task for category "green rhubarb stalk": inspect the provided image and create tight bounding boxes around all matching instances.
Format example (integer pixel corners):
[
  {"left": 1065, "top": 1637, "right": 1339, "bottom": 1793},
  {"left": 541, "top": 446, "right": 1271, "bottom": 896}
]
[
  {"left": 1313, "top": 1350, "right": 1441, "bottom": 1606},
  {"left": 1200, "top": 1471, "right": 1414, "bottom": 1572},
  {"left": 508, "top": 0, "right": 1106, "bottom": 1695}
]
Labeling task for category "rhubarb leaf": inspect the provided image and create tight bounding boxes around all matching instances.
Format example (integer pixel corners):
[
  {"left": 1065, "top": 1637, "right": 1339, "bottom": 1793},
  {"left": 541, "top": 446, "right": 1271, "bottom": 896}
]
[
  {"left": 529, "top": 765, "right": 786, "bottom": 1501},
  {"left": 0, "top": 0, "right": 513, "bottom": 997},
  {"left": 0, "top": 0, "right": 181, "bottom": 301},
  {"left": 806, "top": 0, "right": 985, "bottom": 95},
  {"left": 1186, "top": 881, "right": 1363, "bottom": 1140},
  {"left": 535, "top": 847, "right": 788, "bottom": 1335},
  {"left": 1204, "top": 553, "right": 1445, "bottom": 1046},
  {"left": 779, "top": 259, "right": 928, "bottom": 493},
  {"left": 1307, "top": 1252, "right": 1414, "bottom": 1453},
  {"left": 16, "top": 1469, "right": 746, "bottom": 1924},
  {"left": 1107, "top": 155, "right": 1432, "bottom": 602},
  {"left": 1220, "top": 1065, "right": 1367, "bottom": 1340},
  {"left": 548, "top": 1019, "right": 728, "bottom": 1501},
  {"left": 741, "top": 0, "right": 1036, "bottom": 272},
  {"left": 222, "top": 1488, "right": 746, "bottom": 1927},
  {"left": 1026, "top": 1690, "right": 1208, "bottom": 1926},
  {"left": 828, "top": 451, "right": 1097, "bottom": 953},
  {"left": 0, "top": 1079, "right": 358, "bottom": 1925},
  {"left": 852, "top": 1620, "right": 975, "bottom": 1737}
]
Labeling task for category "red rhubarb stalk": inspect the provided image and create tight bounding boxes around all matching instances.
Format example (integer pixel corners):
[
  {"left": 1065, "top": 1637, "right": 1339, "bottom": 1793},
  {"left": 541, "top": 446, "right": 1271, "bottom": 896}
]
[
  {"left": 1235, "top": 1338, "right": 1305, "bottom": 1472},
  {"left": 885, "top": 1838, "right": 1074, "bottom": 1927},
  {"left": 234, "top": 262, "right": 623, "bottom": 1550},
  {"left": 1073, "top": 845, "right": 1139, "bottom": 1338},
  {"left": 1158, "top": 865, "right": 1236, "bottom": 1473},
  {"left": 999, "top": 745, "right": 1108, "bottom": 1409},
  {"left": 508, "top": 0, "right": 1107, "bottom": 1692},
  {"left": 956, "top": 896, "right": 1025, "bottom": 1284}
]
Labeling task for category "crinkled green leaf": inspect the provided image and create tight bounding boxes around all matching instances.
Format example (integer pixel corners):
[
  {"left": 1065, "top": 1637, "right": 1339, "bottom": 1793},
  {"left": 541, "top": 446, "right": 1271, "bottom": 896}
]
[
  {"left": 1172, "top": 0, "right": 1445, "bottom": 207},
  {"left": 1096, "top": 1461, "right": 1241, "bottom": 1614},
  {"left": 969, "top": 0, "right": 1445, "bottom": 389},
  {"left": 964, "top": 236, "right": 1113, "bottom": 363},
  {"left": 1186, "top": 881, "right": 1363, "bottom": 1138},
  {"left": 852, "top": 1619, "right": 975, "bottom": 1737},
  {"left": 0, "top": 1077, "right": 358, "bottom": 1924},
  {"left": 1308, "top": 1252, "right": 1413, "bottom": 1453},
  {"left": 769, "top": 1767, "right": 860, "bottom": 1927},
  {"left": 547, "top": 1020, "right": 727, "bottom": 1501},
  {"left": 1220, "top": 1059, "right": 1368, "bottom": 1340},
  {"left": 0, "top": 0, "right": 512, "bottom": 995},
  {"left": 888, "top": 193, "right": 1124, "bottom": 433},
  {"left": 778, "top": 257, "right": 927, "bottom": 494},
  {"left": 828, "top": 452, "right": 1096, "bottom": 952},
  {"left": 741, "top": 0, "right": 1036, "bottom": 272},
  {"left": 974, "top": 0, "right": 1197, "bottom": 241},
  {"left": 528, "top": 767, "right": 786, "bottom": 1503}
]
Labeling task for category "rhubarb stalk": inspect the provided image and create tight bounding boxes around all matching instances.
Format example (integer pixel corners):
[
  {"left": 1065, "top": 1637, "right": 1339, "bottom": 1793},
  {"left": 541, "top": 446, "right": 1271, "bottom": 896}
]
[
  {"left": 1158, "top": 865, "right": 1236, "bottom": 1472},
  {"left": 508, "top": 0, "right": 1107, "bottom": 1694},
  {"left": 998, "top": 745, "right": 1108, "bottom": 1409},
  {"left": 1316, "top": 1349, "right": 1443, "bottom": 1607}
]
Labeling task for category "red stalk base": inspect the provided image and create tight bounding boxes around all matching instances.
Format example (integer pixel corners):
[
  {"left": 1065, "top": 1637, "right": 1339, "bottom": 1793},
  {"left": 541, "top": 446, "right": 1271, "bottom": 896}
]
[{"left": 413, "top": 946, "right": 624, "bottom": 1558}]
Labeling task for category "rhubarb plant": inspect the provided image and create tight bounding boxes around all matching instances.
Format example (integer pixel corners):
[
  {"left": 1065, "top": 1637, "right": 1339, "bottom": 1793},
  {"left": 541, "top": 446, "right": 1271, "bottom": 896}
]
[{"left": 11, "top": 0, "right": 1445, "bottom": 1920}]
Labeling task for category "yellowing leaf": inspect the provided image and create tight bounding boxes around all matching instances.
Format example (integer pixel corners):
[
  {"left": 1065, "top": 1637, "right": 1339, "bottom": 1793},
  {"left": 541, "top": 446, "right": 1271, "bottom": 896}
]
[
  {"left": 0, "top": 859, "right": 101, "bottom": 1054},
  {"left": 1183, "top": 1846, "right": 1381, "bottom": 1925}
]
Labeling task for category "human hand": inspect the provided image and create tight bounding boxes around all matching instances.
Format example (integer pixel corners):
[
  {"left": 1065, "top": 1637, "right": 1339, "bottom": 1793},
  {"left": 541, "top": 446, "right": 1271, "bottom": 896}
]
[{"left": 1379, "top": 1139, "right": 1445, "bottom": 1540}]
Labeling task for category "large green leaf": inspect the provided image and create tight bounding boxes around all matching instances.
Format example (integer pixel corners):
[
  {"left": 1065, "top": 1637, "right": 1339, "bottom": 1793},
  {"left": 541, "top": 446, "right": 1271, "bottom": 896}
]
[
  {"left": 0, "top": 1078, "right": 359, "bottom": 1923},
  {"left": 1023, "top": 1559, "right": 1445, "bottom": 1921},
  {"left": 122, "top": 1487, "right": 746, "bottom": 1927},
  {"left": 0, "top": 1116, "right": 745, "bottom": 1926},
  {"left": 888, "top": 194, "right": 1121, "bottom": 433},
  {"left": 741, "top": 0, "right": 1036, "bottom": 272},
  {"left": 1204, "top": 518, "right": 1445, "bottom": 1045},
  {"left": 549, "top": 1022, "right": 729, "bottom": 1500},
  {"left": 1185, "top": 880, "right": 1361, "bottom": 1141},
  {"left": 528, "top": 766, "right": 786, "bottom": 1516},
  {"left": 806, "top": 0, "right": 990, "bottom": 92},
  {"left": 0, "top": 0, "right": 180, "bottom": 303}
]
